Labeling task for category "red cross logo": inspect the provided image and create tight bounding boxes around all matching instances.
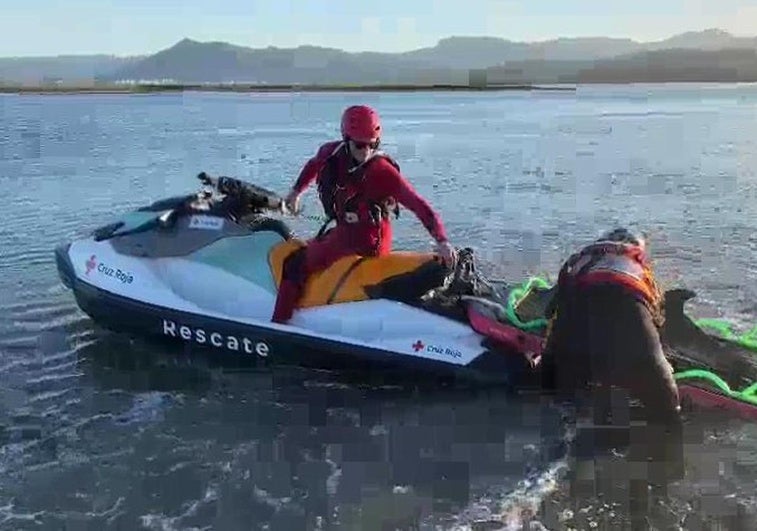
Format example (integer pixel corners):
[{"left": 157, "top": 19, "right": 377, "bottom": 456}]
[
  {"left": 412, "top": 340, "right": 424, "bottom": 352},
  {"left": 85, "top": 255, "right": 97, "bottom": 275}
]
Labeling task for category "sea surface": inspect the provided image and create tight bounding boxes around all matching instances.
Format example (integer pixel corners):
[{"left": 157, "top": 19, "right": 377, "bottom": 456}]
[{"left": 0, "top": 84, "right": 756, "bottom": 530}]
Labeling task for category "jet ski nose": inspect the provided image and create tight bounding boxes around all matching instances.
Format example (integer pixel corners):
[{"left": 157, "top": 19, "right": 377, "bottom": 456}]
[{"left": 54, "top": 242, "right": 75, "bottom": 289}]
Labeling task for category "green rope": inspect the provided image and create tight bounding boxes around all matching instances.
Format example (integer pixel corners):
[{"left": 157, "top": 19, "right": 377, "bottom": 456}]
[
  {"left": 504, "top": 276, "right": 552, "bottom": 331},
  {"left": 674, "top": 369, "right": 757, "bottom": 406}
]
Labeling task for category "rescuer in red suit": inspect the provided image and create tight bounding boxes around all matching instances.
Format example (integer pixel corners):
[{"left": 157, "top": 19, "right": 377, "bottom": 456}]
[{"left": 271, "top": 104, "right": 457, "bottom": 324}]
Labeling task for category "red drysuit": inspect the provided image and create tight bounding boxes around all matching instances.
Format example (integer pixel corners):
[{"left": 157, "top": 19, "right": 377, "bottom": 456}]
[{"left": 271, "top": 141, "right": 448, "bottom": 323}]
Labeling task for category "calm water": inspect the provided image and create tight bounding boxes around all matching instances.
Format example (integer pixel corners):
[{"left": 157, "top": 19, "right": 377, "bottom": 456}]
[{"left": 1, "top": 84, "right": 756, "bottom": 530}]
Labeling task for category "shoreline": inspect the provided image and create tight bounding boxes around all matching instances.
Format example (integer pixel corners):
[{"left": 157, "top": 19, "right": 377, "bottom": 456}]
[
  {"left": 2, "top": 80, "right": 753, "bottom": 96},
  {"left": 0, "top": 83, "right": 575, "bottom": 95}
]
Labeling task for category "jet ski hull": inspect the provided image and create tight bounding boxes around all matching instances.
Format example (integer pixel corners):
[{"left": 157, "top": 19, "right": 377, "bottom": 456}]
[{"left": 55, "top": 235, "right": 534, "bottom": 388}]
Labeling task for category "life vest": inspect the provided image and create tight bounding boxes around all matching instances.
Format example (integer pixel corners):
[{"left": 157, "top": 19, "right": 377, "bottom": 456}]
[
  {"left": 316, "top": 142, "right": 401, "bottom": 227},
  {"left": 550, "top": 240, "right": 664, "bottom": 327}
]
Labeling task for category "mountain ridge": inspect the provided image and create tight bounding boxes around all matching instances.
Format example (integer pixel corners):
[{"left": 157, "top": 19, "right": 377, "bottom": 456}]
[{"left": 2, "top": 28, "right": 756, "bottom": 85}]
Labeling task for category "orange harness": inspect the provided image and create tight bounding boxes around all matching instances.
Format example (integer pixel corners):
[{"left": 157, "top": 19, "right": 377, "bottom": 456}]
[{"left": 552, "top": 241, "right": 664, "bottom": 328}]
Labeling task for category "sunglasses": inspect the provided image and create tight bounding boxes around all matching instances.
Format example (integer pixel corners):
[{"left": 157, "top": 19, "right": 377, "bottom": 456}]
[{"left": 348, "top": 138, "right": 380, "bottom": 150}]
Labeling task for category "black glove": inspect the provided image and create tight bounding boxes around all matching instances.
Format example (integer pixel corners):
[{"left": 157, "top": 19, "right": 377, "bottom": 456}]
[
  {"left": 218, "top": 176, "right": 250, "bottom": 196},
  {"left": 197, "top": 172, "right": 213, "bottom": 186}
]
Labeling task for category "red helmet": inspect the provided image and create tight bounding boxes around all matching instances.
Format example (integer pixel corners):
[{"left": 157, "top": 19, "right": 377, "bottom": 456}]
[{"left": 340, "top": 105, "right": 381, "bottom": 142}]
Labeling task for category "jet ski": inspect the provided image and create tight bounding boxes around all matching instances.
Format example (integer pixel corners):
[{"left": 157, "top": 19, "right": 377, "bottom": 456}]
[{"left": 54, "top": 172, "right": 549, "bottom": 388}]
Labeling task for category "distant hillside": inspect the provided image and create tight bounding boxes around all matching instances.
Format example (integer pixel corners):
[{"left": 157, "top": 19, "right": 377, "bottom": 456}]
[
  {"left": 646, "top": 28, "right": 757, "bottom": 51},
  {"left": 110, "top": 38, "right": 399, "bottom": 84},
  {"left": 395, "top": 35, "right": 642, "bottom": 68},
  {"left": 388, "top": 29, "right": 757, "bottom": 69},
  {"left": 576, "top": 47, "right": 757, "bottom": 83},
  {"left": 1, "top": 29, "right": 756, "bottom": 85},
  {"left": 104, "top": 29, "right": 757, "bottom": 85},
  {"left": 479, "top": 48, "right": 757, "bottom": 84},
  {"left": 107, "top": 38, "right": 485, "bottom": 85}
]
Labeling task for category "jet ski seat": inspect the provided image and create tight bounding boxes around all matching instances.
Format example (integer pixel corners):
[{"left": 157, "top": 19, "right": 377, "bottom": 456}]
[{"left": 267, "top": 239, "right": 449, "bottom": 308}]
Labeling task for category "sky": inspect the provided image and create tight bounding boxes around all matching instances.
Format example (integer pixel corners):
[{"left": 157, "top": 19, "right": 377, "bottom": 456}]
[{"left": 3, "top": 0, "right": 757, "bottom": 57}]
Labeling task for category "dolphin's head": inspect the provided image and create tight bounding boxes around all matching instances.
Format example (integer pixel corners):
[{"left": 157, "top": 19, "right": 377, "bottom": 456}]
[{"left": 665, "top": 288, "right": 697, "bottom": 306}]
